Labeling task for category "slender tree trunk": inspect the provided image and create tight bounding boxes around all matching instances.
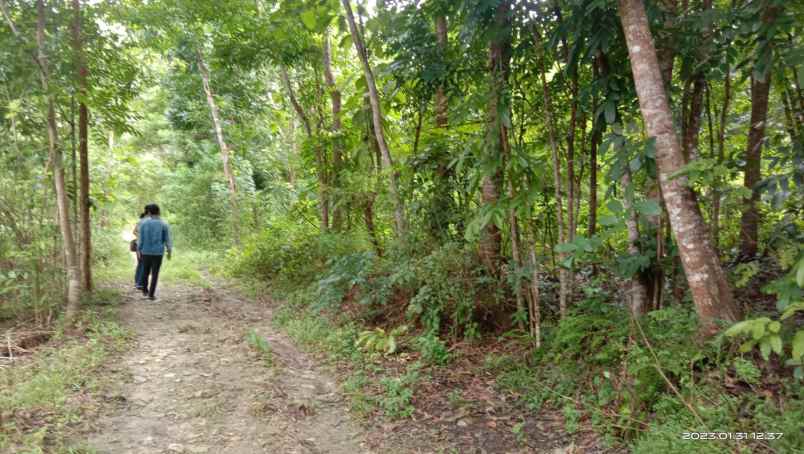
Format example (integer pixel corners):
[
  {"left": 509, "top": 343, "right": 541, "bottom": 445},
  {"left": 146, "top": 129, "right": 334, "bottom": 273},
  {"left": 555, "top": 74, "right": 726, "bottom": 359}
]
[
  {"left": 738, "top": 73, "right": 771, "bottom": 260},
  {"left": 526, "top": 229, "right": 541, "bottom": 346},
  {"left": 738, "top": 0, "right": 777, "bottom": 260},
  {"left": 70, "top": 96, "right": 78, "bottom": 246},
  {"left": 508, "top": 182, "right": 525, "bottom": 330},
  {"left": 435, "top": 14, "right": 448, "bottom": 128},
  {"left": 621, "top": 169, "right": 650, "bottom": 315},
  {"left": 567, "top": 73, "right": 578, "bottom": 242},
  {"left": 323, "top": 31, "right": 343, "bottom": 230},
  {"left": 280, "top": 67, "right": 329, "bottom": 233},
  {"left": 618, "top": 0, "right": 739, "bottom": 334},
  {"left": 682, "top": 76, "right": 705, "bottom": 161},
  {"left": 33, "top": 0, "right": 80, "bottom": 322},
  {"left": 480, "top": 0, "right": 512, "bottom": 276},
  {"left": 588, "top": 127, "right": 601, "bottom": 237},
  {"left": 712, "top": 63, "right": 731, "bottom": 250},
  {"left": 72, "top": 0, "right": 91, "bottom": 292},
  {"left": 197, "top": 51, "right": 240, "bottom": 243},
  {"left": 342, "top": 0, "right": 406, "bottom": 236},
  {"left": 533, "top": 28, "right": 569, "bottom": 318},
  {"left": 655, "top": 0, "right": 678, "bottom": 99}
]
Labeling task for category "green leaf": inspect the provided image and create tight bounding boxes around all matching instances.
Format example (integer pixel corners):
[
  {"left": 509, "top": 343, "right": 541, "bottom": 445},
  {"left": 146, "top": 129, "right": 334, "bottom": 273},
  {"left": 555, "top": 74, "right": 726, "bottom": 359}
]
[
  {"left": 600, "top": 215, "right": 620, "bottom": 226},
  {"left": 301, "top": 10, "right": 317, "bottom": 30},
  {"left": 607, "top": 199, "right": 624, "bottom": 213},
  {"left": 635, "top": 199, "right": 661, "bottom": 217},
  {"left": 555, "top": 242, "right": 577, "bottom": 253},
  {"left": 796, "top": 257, "right": 804, "bottom": 287},
  {"left": 768, "top": 321, "right": 781, "bottom": 334},
  {"left": 386, "top": 336, "right": 397, "bottom": 355},
  {"left": 759, "top": 338, "right": 771, "bottom": 360},
  {"left": 739, "top": 340, "right": 756, "bottom": 353},
  {"left": 629, "top": 156, "right": 641, "bottom": 172},
  {"left": 793, "top": 330, "right": 804, "bottom": 361},
  {"left": 781, "top": 302, "right": 804, "bottom": 320},
  {"left": 604, "top": 101, "right": 616, "bottom": 124},
  {"left": 725, "top": 320, "right": 752, "bottom": 337},
  {"left": 769, "top": 335, "right": 782, "bottom": 355}
]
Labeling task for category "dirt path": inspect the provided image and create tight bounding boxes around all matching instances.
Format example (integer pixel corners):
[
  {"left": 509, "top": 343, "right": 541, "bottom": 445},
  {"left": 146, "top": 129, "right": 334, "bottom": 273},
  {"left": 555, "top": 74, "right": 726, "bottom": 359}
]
[{"left": 87, "top": 282, "right": 370, "bottom": 454}]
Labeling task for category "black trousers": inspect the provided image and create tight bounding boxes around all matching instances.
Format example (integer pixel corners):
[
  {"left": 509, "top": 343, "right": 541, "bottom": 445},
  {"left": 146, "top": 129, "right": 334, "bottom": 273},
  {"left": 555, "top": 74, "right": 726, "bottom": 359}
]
[{"left": 141, "top": 254, "right": 163, "bottom": 298}]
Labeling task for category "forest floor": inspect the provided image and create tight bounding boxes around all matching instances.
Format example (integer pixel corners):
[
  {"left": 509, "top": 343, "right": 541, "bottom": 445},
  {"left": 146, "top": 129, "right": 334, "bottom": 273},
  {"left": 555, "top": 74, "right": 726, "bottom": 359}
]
[{"left": 77, "top": 277, "right": 601, "bottom": 454}]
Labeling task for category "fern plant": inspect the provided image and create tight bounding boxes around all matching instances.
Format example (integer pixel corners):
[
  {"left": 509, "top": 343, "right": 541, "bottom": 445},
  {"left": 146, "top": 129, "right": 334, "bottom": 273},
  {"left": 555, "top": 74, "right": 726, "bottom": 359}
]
[{"left": 356, "top": 325, "right": 408, "bottom": 355}]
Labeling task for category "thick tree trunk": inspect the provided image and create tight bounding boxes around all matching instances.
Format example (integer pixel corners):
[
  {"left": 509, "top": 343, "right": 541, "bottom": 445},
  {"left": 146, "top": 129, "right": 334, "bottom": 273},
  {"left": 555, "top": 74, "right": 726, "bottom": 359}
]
[
  {"left": 197, "top": 51, "right": 240, "bottom": 243},
  {"left": 342, "top": 0, "right": 406, "bottom": 237},
  {"left": 323, "top": 32, "right": 343, "bottom": 230},
  {"left": 618, "top": 0, "right": 739, "bottom": 333},
  {"left": 72, "top": 0, "right": 91, "bottom": 292}
]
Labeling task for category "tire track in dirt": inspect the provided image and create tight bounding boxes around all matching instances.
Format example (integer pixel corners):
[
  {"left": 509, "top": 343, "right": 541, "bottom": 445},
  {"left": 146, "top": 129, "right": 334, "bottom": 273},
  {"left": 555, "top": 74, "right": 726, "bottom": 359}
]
[{"left": 86, "top": 283, "right": 370, "bottom": 454}]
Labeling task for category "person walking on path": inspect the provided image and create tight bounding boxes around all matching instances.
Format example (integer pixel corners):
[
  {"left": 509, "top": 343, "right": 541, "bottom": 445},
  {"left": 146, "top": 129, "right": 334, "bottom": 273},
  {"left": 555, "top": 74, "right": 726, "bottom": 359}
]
[
  {"left": 133, "top": 210, "right": 149, "bottom": 290},
  {"left": 137, "top": 203, "right": 172, "bottom": 300}
]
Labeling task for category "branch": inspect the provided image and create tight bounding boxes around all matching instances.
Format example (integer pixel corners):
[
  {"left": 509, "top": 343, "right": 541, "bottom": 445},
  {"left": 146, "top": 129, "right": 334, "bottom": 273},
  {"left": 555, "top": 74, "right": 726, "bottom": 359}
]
[{"left": 279, "top": 67, "right": 312, "bottom": 137}]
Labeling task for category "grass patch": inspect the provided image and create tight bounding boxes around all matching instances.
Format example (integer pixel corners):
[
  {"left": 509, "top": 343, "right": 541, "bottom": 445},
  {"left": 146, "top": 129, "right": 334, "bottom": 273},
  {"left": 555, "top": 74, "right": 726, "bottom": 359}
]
[
  {"left": 245, "top": 329, "right": 274, "bottom": 368},
  {"left": 94, "top": 245, "right": 220, "bottom": 289},
  {"left": 0, "top": 301, "right": 131, "bottom": 453}
]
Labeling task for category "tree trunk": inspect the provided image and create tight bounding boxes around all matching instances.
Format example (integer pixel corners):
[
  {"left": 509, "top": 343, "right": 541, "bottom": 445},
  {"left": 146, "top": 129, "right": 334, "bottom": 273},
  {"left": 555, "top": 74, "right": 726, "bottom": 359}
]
[
  {"left": 738, "top": 0, "right": 778, "bottom": 260},
  {"left": 342, "top": 0, "right": 406, "bottom": 237},
  {"left": 621, "top": 169, "right": 650, "bottom": 315},
  {"left": 508, "top": 182, "right": 525, "bottom": 330},
  {"left": 72, "top": 0, "right": 91, "bottom": 292},
  {"left": 34, "top": 0, "right": 80, "bottom": 322},
  {"left": 197, "top": 51, "right": 240, "bottom": 243},
  {"left": 70, "top": 96, "right": 78, "bottom": 246},
  {"left": 479, "top": 0, "right": 511, "bottom": 275},
  {"left": 533, "top": 27, "right": 569, "bottom": 318},
  {"left": 435, "top": 14, "right": 448, "bottom": 128},
  {"left": 655, "top": 0, "right": 678, "bottom": 99},
  {"left": 280, "top": 67, "right": 329, "bottom": 233},
  {"left": 712, "top": 60, "right": 731, "bottom": 250},
  {"left": 526, "top": 230, "right": 541, "bottom": 346},
  {"left": 618, "top": 0, "right": 739, "bottom": 334},
  {"left": 323, "top": 31, "right": 343, "bottom": 230}
]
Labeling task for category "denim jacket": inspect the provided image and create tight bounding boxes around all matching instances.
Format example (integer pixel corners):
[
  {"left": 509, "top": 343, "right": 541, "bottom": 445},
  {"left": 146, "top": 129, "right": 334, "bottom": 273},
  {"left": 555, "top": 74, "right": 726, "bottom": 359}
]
[{"left": 137, "top": 216, "right": 173, "bottom": 256}]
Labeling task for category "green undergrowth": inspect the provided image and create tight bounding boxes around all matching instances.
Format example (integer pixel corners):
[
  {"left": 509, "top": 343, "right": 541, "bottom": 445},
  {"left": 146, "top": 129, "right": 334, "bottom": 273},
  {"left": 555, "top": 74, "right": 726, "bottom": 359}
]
[
  {"left": 486, "top": 299, "right": 803, "bottom": 453},
  {"left": 0, "top": 291, "right": 131, "bottom": 453},
  {"left": 272, "top": 292, "right": 430, "bottom": 420},
  {"left": 228, "top": 227, "right": 803, "bottom": 452}
]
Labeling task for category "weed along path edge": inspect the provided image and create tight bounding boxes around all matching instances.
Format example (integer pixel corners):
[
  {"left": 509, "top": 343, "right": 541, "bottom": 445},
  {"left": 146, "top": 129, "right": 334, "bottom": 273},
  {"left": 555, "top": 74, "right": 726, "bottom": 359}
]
[{"left": 86, "top": 282, "right": 370, "bottom": 454}]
